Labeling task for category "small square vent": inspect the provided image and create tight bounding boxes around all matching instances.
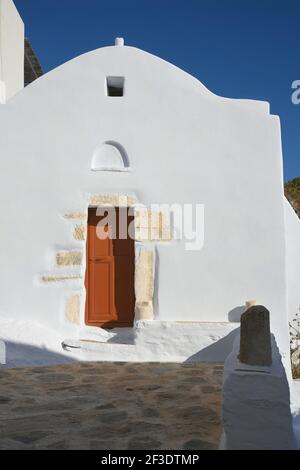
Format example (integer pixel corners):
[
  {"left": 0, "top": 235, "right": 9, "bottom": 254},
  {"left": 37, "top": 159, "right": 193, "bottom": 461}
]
[{"left": 106, "top": 76, "right": 124, "bottom": 97}]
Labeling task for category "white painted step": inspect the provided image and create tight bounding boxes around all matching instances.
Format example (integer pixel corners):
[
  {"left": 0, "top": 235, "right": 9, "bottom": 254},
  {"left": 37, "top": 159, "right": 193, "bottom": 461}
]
[{"left": 62, "top": 321, "right": 239, "bottom": 363}]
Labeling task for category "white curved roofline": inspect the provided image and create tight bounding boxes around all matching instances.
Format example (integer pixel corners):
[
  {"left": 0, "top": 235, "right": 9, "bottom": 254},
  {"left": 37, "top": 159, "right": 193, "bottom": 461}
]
[{"left": 6, "top": 42, "right": 271, "bottom": 115}]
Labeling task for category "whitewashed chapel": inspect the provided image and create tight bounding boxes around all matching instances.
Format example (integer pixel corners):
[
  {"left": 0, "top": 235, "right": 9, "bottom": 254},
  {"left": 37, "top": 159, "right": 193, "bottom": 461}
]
[{"left": 0, "top": 0, "right": 299, "bottom": 364}]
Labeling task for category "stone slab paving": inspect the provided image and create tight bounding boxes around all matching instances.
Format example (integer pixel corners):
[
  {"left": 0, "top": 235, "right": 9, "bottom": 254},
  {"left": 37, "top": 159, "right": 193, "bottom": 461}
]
[{"left": 0, "top": 362, "right": 223, "bottom": 450}]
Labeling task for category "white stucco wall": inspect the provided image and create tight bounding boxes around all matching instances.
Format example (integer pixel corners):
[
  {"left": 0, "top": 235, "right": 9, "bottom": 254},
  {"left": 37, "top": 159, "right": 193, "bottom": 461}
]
[
  {"left": 0, "top": 0, "right": 24, "bottom": 103},
  {"left": 284, "top": 198, "right": 300, "bottom": 321},
  {"left": 222, "top": 334, "right": 294, "bottom": 450},
  {"left": 0, "top": 43, "right": 291, "bottom": 360}
]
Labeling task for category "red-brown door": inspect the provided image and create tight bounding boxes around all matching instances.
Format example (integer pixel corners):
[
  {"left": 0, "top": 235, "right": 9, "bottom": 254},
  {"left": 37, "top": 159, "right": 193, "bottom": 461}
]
[{"left": 85, "top": 207, "right": 135, "bottom": 327}]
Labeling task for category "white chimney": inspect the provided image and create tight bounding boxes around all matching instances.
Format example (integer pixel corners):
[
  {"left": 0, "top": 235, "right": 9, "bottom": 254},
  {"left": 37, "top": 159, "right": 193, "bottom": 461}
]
[
  {"left": 0, "top": 0, "right": 24, "bottom": 103},
  {"left": 115, "top": 37, "right": 124, "bottom": 47}
]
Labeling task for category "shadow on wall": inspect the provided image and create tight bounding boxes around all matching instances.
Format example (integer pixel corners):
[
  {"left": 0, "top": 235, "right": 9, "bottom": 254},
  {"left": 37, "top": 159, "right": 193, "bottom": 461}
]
[
  {"left": 106, "top": 328, "right": 135, "bottom": 345},
  {"left": 0, "top": 340, "right": 77, "bottom": 369},
  {"left": 228, "top": 306, "right": 245, "bottom": 323},
  {"left": 185, "top": 328, "right": 240, "bottom": 363}
]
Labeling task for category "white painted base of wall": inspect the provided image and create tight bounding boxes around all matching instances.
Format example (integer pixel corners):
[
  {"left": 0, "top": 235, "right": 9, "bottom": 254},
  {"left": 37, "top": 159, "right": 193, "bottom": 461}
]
[
  {"left": 63, "top": 320, "right": 240, "bottom": 363},
  {"left": 292, "top": 380, "right": 300, "bottom": 450},
  {"left": 222, "top": 334, "right": 294, "bottom": 450}
]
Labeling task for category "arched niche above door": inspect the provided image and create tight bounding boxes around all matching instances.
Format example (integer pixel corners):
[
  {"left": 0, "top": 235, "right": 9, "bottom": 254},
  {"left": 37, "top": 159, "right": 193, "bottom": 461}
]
[{"left": 91, "top": 141, "right": 130, "bottom": 172}]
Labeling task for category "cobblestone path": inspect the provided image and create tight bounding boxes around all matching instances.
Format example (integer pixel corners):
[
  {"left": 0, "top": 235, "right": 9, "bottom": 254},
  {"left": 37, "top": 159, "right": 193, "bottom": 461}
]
[{"left": 0, "top": 362, "right": 223, "bottom": 450}]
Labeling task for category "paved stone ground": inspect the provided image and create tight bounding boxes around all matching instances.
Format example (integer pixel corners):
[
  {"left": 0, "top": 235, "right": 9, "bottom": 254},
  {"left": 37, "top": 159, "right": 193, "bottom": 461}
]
[{"left": 0, "top": 362, "right": 223, "bottom": 450}]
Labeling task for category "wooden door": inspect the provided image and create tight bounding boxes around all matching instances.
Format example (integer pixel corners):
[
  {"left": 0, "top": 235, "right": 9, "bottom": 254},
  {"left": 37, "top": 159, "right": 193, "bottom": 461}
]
[{"left": 85, "top": 207, "right": 135, "bottom": 327}]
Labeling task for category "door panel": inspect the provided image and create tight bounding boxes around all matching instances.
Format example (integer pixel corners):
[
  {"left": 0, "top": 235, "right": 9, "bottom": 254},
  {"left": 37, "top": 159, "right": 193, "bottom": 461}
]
[
  {"left": 113, "top": 214, "right": 134, "bottom": 256},
  {"left": 85, "top": 207, "right": 135, "bottom": 327},
  {"left": 88, "top": 211, "right": 112, "bottom": 259},
  {"left": 88, "top": 260, "right": 116, "bottom": 323},
  {"left": 114, "top": 256, "right": 135, "bottom": 323}
]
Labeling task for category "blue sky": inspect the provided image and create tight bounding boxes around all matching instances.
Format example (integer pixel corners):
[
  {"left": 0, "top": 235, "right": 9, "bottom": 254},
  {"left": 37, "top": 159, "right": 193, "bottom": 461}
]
[{"left": 15, "top": 0, "right": 300, "bottom": 181}]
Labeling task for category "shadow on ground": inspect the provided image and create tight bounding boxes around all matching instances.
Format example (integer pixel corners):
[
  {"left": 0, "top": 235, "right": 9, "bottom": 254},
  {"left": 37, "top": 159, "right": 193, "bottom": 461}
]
[{"left": 0, "top": 340, "right": 77, "bottom": 369}]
